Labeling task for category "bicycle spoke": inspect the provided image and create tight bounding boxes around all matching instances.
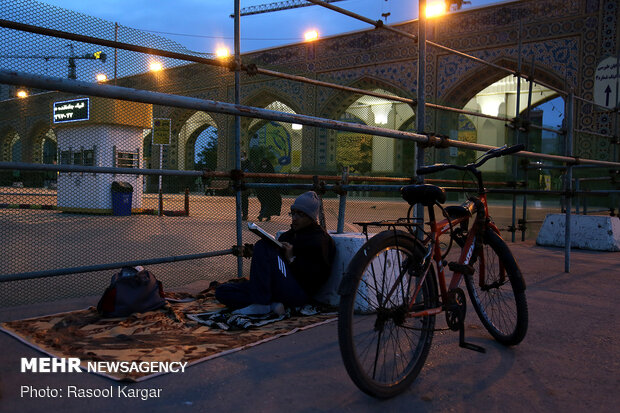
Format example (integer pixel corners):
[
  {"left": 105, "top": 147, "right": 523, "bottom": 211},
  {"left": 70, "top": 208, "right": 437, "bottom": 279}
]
[{"left": 465, "top": 230, "right": 527, "bottom": 345}]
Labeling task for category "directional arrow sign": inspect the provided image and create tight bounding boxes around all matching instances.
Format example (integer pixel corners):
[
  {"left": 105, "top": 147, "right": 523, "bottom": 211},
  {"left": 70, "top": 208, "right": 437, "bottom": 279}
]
[{"left": 594, "top": 56, "right": 619, "bottom": 109}]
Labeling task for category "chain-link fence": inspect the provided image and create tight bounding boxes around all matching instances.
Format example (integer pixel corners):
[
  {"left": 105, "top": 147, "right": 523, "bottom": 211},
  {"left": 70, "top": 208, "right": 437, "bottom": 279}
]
[{"left": 1, "top": 0, "right": 619, "bottom": 306}]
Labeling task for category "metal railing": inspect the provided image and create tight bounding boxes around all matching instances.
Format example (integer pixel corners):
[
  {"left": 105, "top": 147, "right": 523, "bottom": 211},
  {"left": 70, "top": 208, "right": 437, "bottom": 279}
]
[{"left": 1, "top": 0, "right": 619, "bottom": 308}]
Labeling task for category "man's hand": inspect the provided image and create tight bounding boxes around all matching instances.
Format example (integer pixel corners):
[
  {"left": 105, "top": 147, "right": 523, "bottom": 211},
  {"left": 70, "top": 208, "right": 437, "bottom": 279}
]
[{"left": 281, "top": 242, "right": 294, "bottom": 263}]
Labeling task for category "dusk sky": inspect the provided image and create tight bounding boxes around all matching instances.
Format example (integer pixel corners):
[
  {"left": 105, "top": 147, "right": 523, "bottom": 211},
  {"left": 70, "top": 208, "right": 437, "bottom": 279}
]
[
  {"left": 30, "top": 0, "right": 562, "bottom": 130},
  {"left": 37, "top": 0, "right": 504, "bottom": 54}
]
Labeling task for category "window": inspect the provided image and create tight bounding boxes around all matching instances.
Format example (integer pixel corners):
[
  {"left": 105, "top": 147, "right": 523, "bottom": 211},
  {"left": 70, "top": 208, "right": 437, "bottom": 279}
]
[{"left": 114, "top": 148, "right": 139, "bottom": 168}]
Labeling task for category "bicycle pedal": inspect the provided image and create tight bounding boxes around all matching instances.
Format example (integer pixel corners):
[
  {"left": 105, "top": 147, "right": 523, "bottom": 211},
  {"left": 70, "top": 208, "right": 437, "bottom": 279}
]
[{"left": 448, "top": 262, "right": 474, "bottom": 275}]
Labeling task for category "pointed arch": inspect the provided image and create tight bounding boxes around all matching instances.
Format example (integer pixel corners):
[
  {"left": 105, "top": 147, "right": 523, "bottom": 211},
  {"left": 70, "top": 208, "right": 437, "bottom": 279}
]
[
  {"left": 177, "top": 111, "right": 218, "bottom": 170},
  {"left": 318, "top": 77, "right": 414, "bottom": 121},
  {"left": 441, "top": 57, "right": 566, "bottom": 109},
  {"left": 0, "top": 127, "right": 19, "bottom": 162},
  {"left": 242, "top": 89, "right": 303, "bottom": 144},
  {"left": 28, "top": 122, "right": 56, "bottom": 164},
  {"left": 242, "top": 90, "right": 303, "bottom": 172},
  {"left": 317, "top": 76, "right": 414, "bottom": 173}
]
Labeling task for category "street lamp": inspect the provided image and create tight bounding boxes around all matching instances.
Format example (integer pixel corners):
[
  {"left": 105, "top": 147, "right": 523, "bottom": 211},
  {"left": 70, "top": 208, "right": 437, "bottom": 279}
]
[
  {"left": 96, "top": 73, "right": 108, "bottom": 82},
  {"left": 149, "top": 61, "right": 163, "bottom": 72},
  {"left": 304, "top": 30, "right": 319, "bottom": 42},
  {"left": 16, "top": 89, "right": 28, "bottom": 98},
  {"left": 216, "top": 47, "right": 230, "bottom": 58},
  {"left": 426, "top": 1, "right": 446, "bottom": 18}
]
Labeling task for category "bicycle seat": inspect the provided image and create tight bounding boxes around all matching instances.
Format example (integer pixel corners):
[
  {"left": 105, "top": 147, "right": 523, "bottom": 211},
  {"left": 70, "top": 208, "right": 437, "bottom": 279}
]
[
  {"left": 444, "top": 201, "right": 476, "bottom": 220},
  {"left": 401, "top": 184, "right": 446, "bottom": 206}
]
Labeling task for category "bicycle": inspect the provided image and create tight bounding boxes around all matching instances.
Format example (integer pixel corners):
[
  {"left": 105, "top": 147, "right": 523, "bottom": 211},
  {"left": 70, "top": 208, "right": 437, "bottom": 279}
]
[{"left": 337, "top": 144, "right": 528, "bottom": 399}]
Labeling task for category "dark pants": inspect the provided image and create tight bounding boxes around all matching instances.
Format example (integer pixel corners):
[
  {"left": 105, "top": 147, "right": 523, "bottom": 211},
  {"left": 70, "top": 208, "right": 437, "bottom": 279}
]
[
  {"left": 215, "top": 240, "right": 309, "bottom": 309},
  {"left": 241, "top": 190, "right": 249, "bottom": 219}
]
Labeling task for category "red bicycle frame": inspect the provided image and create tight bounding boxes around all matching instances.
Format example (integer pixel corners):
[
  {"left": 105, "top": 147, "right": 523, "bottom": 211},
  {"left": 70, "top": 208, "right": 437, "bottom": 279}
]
[{"left": 408, "top": 192, "right": 504, "bottom": 318}]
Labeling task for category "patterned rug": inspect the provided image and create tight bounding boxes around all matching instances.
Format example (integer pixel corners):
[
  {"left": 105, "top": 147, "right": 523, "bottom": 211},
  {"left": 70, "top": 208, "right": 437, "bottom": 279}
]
[{"left": 0, "top": 284, "right": 336, "bottom": 382}]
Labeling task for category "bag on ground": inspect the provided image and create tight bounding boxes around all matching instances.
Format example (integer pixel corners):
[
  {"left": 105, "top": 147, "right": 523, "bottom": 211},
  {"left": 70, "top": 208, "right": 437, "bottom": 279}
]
[{"left": 97, "top": 266, "right": 165, "bottom": 317}]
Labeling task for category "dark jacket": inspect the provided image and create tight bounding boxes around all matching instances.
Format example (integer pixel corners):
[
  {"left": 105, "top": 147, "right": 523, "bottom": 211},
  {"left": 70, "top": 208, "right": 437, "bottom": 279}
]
[{"left": 278, "top": 223, "right": 336, "bottom": 297}]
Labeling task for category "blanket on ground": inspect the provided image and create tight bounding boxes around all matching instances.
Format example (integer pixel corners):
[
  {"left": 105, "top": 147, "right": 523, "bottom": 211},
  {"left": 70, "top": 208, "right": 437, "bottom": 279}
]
[{"left": 0, "top": 284, "right": 336, "bottom": 382}]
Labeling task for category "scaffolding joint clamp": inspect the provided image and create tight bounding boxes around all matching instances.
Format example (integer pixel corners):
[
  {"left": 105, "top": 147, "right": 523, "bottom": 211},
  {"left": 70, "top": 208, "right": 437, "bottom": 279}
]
[
  {"left": 419, "top": 133, "right": 450, "bottom": 149},
  {"left": 332, "top": 182, "right": 347, "bottom": 196},
  {"left": 232, "top": 244, "right": 254, "bottom": 258},
  {"left": 568, "top": 157, "right": 581, "bottom": 166},
  {"left": 228, "top": 60, "right": 242, "bottom": 72},
  {"left": 311, "top": 176, "right": 327, "bottom": 195},
  {"left": 245, "top": 63, "right": 259, "bottom": 76},
  {"left": 230, "top": 169, "right": 245, "bottom": 191}
]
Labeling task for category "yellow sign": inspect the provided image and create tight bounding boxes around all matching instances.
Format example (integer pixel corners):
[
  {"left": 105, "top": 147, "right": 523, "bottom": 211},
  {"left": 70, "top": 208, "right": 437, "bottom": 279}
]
[{"left": 152, "top": 118, "right": 171, "bottom": 145}]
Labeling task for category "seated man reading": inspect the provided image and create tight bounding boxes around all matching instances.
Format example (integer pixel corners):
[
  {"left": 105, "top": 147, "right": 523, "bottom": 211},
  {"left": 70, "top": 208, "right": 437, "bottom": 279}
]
[{"left": 216, "top": 191, "right": 336, "bottom": 315}]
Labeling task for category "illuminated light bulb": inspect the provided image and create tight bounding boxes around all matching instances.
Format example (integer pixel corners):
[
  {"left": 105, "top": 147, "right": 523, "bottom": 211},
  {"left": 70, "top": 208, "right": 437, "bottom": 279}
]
[
  {"left": 96, "top": 73, "right": 108, "bottom": 82},
  {"left": 17, "top": 90, "right": 28, "bottom": 98},
  {"left": 216, "top": 47, "right": 230, "bottom": 58},
  {"left": 426, "top": 1, "right": 446, "bottom": 18},
  {"left": 149, "top": 62, "right": 163, "bottom": 72},
  {"left": 304, "top": 30, "right": 319, "bottom": 42},
  {"left": 371, "top": 103, "right": 391, "bottom": 125}
]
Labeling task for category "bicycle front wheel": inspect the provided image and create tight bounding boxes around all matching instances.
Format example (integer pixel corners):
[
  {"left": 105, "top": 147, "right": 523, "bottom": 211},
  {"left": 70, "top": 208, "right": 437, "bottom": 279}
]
[
  {"left": 465, "top": 228, "right": 528, "bottom": 345},
  {"left": 338, "top": 231, "right": 438, "bottom": 399}
]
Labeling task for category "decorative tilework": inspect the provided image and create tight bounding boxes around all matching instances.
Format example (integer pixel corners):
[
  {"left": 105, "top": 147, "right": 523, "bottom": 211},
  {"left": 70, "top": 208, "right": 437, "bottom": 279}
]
[{"left": 0, "top": 0, "right": 617, "bottom": 167}]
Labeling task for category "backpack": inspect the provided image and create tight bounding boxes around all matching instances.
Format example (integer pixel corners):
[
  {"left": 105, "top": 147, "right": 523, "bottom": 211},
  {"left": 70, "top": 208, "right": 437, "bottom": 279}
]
[{"left": 97, "top": 267, "right": 166, "bottom": 317}]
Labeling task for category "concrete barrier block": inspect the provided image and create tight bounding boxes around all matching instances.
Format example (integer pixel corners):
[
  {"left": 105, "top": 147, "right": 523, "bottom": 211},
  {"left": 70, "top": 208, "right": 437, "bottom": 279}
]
[
  {"left": 536, "top": 214, "right": 620, "bottom": 251},
  {"left": 313, "top": 232, "right": 369, "bottom": 306}
]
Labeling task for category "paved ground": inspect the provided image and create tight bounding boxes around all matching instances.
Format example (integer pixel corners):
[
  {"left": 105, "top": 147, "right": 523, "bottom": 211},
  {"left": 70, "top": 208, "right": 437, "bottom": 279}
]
[{"left": 0, "top": 241, "right": 618, "bottom": 413}]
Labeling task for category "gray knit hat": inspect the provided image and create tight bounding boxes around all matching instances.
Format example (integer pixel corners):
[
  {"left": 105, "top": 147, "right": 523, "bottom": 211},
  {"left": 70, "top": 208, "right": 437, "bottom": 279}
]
[{"left": 291, "top": 191, "right": 320, "bottom": 221}]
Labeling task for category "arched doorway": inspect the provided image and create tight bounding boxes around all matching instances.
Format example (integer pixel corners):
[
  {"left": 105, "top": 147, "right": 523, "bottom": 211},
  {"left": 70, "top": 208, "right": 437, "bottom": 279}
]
[
  {"left": 458, "top": 75, "right": 563, "bottom": 173},
  {"left": 247, "top": 100, "right": 301, "bottom": 173},
  {"left": 329, "top": 89, "right": 415, "bottom": 175},
  {"left": 10, "top": 134, "right": 21, "bottom": 162},
  {"left": 178, "top": 111, "right": 218, "bottom": 171},
  {"left": 42, "top": 133, "right": 57, "bottom": 164},
  {"left": 193, "top": 125, "right": 218, "bottom": 170}
]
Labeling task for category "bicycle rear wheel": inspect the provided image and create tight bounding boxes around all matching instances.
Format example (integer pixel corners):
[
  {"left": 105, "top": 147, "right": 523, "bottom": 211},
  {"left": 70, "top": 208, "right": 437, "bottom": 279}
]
[
  {"left": 465, "top": 228, "right": 528, "bottom": 345},
  {"left": 338, "top": 231, "right": 438, "bottom": 399}
]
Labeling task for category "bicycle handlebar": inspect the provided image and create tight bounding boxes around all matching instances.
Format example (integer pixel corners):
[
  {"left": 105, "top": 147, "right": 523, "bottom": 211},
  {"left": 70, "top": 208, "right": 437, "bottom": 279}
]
[{"left": 416, "top": 144, "right": 525, "bottom": 176}]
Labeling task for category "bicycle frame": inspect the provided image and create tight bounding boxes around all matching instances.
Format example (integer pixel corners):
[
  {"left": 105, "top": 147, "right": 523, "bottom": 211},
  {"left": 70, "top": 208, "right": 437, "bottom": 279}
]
[{"left": 407, "top": 192, "right": 504, "bottom": 319}]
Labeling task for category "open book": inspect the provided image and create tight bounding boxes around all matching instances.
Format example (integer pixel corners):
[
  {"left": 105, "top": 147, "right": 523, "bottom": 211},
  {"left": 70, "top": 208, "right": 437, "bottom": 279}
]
[{"left": 247, "top": 222, "right": 283, "bottom": 249}]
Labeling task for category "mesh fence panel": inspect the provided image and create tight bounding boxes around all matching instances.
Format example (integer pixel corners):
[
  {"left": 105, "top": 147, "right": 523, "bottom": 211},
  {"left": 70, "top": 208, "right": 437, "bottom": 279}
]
[
  {"left": 0, "top": 0, "right": 240, "bottom": 307},
  {"left": 1, "top": 1, "right": 617, "bottom": 307}
]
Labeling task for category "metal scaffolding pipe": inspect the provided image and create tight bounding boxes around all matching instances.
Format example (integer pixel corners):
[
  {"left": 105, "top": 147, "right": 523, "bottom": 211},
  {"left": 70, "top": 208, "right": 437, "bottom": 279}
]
[
  {"left": 254, "top": 67, "right": 416, "bottom": 105},
  {"left": 0, "top": 162, "right": 519, "bottom": 189},
  {"left": 0, "top": 19, "right": 226, "bottom": 67},
  {"left": 0, "top": 15, "right": 600, "bottom": 132},
  {"left": 304, "top": 0, "right": 565, "bottom": 97},
  {"left": 0, "top": 161, "right": 203, "bottom": 176},
  {"left": 305, "top": 0, "right": 418, "bottom": 42},
  {"left": 234, "top": 0, "right": 244, "bottom": 278},
  {"left": 574, "top": 128, "right": 618, "bottom": 140},
  {"left": 565, "top": 93, "right": 575, "bottom": 273},
  {"left": 0, "top": 249, "right": 233, "bottom": 282},
  {"left": 0, "top": 18, "right": 413, "bottom": 107},
  {"left": 2, "top": 69, "right": 620, "bottom": 169}
]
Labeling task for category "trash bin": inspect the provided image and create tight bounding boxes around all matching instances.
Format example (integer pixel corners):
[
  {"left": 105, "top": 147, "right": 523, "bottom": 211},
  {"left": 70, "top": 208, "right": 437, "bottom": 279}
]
[{"left": 111, "top": 181, "right": 133, "bottom": 216}]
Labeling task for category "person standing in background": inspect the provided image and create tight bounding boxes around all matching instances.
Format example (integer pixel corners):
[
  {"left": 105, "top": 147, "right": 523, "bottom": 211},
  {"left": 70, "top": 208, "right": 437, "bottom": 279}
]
[
  {"left": 256, "top": 158, "right": 282, "bottom": 221},
  {"left": 240, "top": 151, "right": 254, "bottom": 221}
]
